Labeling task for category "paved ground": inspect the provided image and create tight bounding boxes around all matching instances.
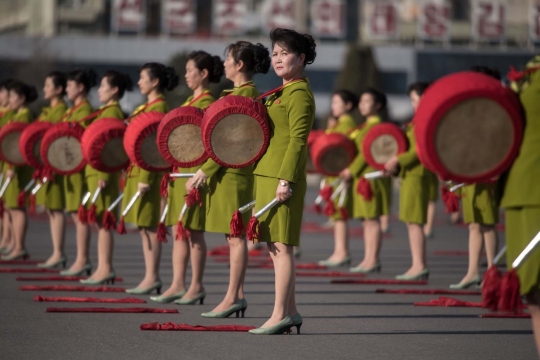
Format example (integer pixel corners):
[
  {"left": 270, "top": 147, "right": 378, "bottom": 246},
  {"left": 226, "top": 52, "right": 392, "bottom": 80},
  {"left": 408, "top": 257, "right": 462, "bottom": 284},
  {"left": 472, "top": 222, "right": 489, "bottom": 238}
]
[{"left": 0, "top": 183, "right": 536, "bottom": 360}]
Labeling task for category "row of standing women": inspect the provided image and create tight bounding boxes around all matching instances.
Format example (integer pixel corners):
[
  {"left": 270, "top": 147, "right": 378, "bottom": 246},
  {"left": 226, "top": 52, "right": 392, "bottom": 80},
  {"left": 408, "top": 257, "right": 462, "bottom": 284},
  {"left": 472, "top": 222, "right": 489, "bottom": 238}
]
[{"left": 0, "top": 28, "right": 316, "bottom": 335}]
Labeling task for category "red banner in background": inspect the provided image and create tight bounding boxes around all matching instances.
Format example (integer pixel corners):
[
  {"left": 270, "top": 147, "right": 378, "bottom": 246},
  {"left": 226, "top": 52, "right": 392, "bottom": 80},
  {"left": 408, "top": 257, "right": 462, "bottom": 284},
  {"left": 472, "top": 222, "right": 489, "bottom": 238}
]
[
  {"left": 212, "top": 0, "right": 249, "bottom": 35},
  {"left": 366, "top": 0, "right": 398, "bottom": 40},
  {"left": 261, "top": 0, "right": 297, "bottom": 32},
  {"left": 111, "top": 0, "right": 146, "bottom": 33},
  {"left": 417, "top": 0, "right": 451, "bottom": 40},
  {"left": 471, "top": 0, "right": 506, "bottom": 41},
  {"left": 310, "top": 0, "right": 345, "bottom": 38},
  {"left": 161, "top": 0, "right": 196, "bottom": 35}
]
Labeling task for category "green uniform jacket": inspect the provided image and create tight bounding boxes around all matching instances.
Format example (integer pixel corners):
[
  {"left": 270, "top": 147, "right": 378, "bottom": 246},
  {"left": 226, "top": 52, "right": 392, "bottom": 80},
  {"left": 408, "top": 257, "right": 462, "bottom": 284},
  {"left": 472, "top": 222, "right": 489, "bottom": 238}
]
[
  {"left": 38, "top": 101, "right": 68, "bottom": 210},
  {"left": 122, "top": 96, "right": 169, "bottom": 228},
  {"left": 165, "top": 90, "right": 215, "bottom": 229}
]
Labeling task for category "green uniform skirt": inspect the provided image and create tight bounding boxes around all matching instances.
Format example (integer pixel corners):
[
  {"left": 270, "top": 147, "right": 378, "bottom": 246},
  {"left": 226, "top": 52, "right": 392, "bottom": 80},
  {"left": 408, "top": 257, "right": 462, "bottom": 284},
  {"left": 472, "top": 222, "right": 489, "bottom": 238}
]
[
  {"left": 253, "top": 175, "right": 306, "bottom": 246},
  {"left": 399, "top": 175, "right": 429, "bottom": 224},
  {"left": 44, "top": 175, "right": 65, "bottom": 211},
  {"left": 352, "top": 177, "right": 386, "bottom": 220},
  {"left": 461, "top": 183, "right": 499, "bottom": 225},
  {"left": 4, "top": 166, "right": 33, "bottom": 209},
  {"left": 64, "top": 172, "right": 86, "bottom": 213},
  {"left": 381, "top": 177, "right": 392, "bottom": 216},
  {"left": 205, "top": 170, "right": 253, "bottom": 234},
  {"left": 86, "top": 173, "right": 120, "bottom": 224},
  {"left": 121, "top": 168, "right": 161, "bottom": 228},
  {"left": 505, "top": 206, "right": 540, "bottom": 295},
  {"left": 165, "top": 166, "right": 205, "bottom": 231},
  {"left": 325, "top": 176, "right": 353, "bottom": 221},
  {"left": 427, "top": 171, "right": 439, "bottom": 202}
]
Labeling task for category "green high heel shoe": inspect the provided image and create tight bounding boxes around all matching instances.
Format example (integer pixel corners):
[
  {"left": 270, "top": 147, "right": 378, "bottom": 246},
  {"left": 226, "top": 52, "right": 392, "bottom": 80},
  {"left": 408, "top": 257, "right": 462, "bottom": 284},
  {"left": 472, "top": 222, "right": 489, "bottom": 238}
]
[
  {"left": 349, "top": 262, "right": 381, "bottom": 274},
  {"left": 150, "top": 289, "right": 187, "bottom": 304},
  {"left": 80, "top": 272, "right": 116, "bottom": 285},
  {"left": 449, "top": 276, "right": 481, "bottom": 289},
  {"left": 0, "top": 246, "right": 11, "bottom": 255},
  {"left": 317, "top": 256, "right": 351, "bottom": 267},
  {"left": 248, "top": 315, "right": 293, "bottom": 335},
  {"left": 37, "top": 256, "right": 67, "bottom": 269},
  {"left": 60, "top": 263, "right": 92, "bottom": 277},
  {"left": 201, "top": 298, "right": 247, "bottom": 318},
  {"left": 291, "top": 313, "right": 303, "bottom": 334},
  {"left": 125, "top": 281, "right": 162, "bottom": 295},
  {"left": 395, "top": 268, "right": 430, "bottom": 281},
  {"left": 175, "top": 289, "right": 206, "bottom": 305},
  {"left": 1, "top": 250, "right": 29, "bottom": 261}
]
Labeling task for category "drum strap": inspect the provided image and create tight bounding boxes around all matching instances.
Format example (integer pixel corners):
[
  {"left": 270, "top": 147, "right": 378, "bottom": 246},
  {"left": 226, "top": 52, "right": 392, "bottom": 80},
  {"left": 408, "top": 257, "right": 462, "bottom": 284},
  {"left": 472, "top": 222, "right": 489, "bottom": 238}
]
[
  {"left": 60, "top": 100, "right": 90, "bottom": 122},
  {"left": 73, "top": 103, "right": 119, "bottom": 125},
  {"left": 126, "top": 97, "right": 166, "bottom": 123},
  {"left": 257, "top": 78, "right": 307, "bottom": 100},
  {"left": 185, "top": 90, "right": 212, "bottom": 107}
]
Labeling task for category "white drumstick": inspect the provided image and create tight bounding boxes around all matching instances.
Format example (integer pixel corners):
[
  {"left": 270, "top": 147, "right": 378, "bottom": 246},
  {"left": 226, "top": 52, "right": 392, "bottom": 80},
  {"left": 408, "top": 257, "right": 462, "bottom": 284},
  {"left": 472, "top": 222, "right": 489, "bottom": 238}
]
[
  {"left": 314, "top": 178, "right": 340, "bottom": 205},
  {"left": 81, "top": 191, "right": 91, "bottom": 206},
  {"left": 239, "top": 200, "right": 256, "bottom": 214},
  {"left": 338, "top": 183, "right": 347, "bottom": 208},
  {"left": 169, "top": 173, "right": 196, "bottom": 178},
  {"left": 90, "top": 187, "right": 102, "bottom": 205},
  {"left": 22, "top": 178, "right": 36, "bottom": 193},
  {"left": 493, "top": 245, "right": 507, "bottom": 266},
  {"left": 254, "top": 190, "right": 292, "bottom": 219},
  {"left": 178, "top": 202, "right": 188, "bottom": 221},
  {"left": 160, "top": 204, "right": 169, "bottom": 223},
  {"left": 512, "top": 232, "right": 540, "bottom": 269},
  {"left": 449, "top": 183, "right": 465, "bottom": 193},
  {"left": 364, "top": 171, "right": 384, "bottom": 180},
  {"left": 107, "top": 194, "right": 124, "bottom": 212},
  {"left": 122, "top": 191, "right": 141, "bottom": 217},
  {"left": 0, "top": 178, "right": 11, "bottom": 198}
]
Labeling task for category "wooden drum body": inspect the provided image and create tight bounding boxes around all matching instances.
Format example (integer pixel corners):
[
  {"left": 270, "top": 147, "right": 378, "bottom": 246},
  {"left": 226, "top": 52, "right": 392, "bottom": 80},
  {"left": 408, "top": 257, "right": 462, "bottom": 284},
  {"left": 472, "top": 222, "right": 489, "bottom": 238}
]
[
  {"left": 362, "top": 123, "right": 408, "bottom": 170},
  {"left": 311, "top": 133, "right": 357, "bottom": 176},
  {"left": 19, "top": 121, "right": 53, "bottom": 169},
  {"left": 201, "top": 95, "right": 269, "bottom": 168},
  {"left": 41, "top": 122, "right": 86, "bottom": 175},
  {"left": 81, "top": 118, "right": 129, "bottom": 173}
]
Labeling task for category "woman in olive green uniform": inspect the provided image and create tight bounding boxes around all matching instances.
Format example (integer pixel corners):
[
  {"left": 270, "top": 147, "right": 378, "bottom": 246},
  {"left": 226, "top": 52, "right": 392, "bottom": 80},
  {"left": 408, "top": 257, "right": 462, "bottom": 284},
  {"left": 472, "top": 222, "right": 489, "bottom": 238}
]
[
  {"left": 502, "top": 57, "right": 540, "bottom": 355},
  {"left": 384, "top": 82, "right": 431, "bottom": 280},
  {"left": 152, "top": 52, "right": 220, "bottom": 303},
  {"left": 1, "top": 81, "right": 37, "bottom": 260},
  {"left": 123, "top": 63, "right": 178, "bottom": 295},
  {"left": 35, "top": 72, "right": 69, "bottom": 269},
  {"left": 248, "top": 29, "right": 316, "bottom": 335},
  {"left": 318, "top": 90, "right": 357, "bottom": 267},
  {"left": 81, "top": 71, "right": 133, "bottom": 284},
  {"left": 0, "top": 78, "right": 15, "bottom": 255},
  {"left": 340, "top": 88, "right": 388, "bottom": 274},
  {"left": 58, "top": 69, "right": 97, "bottom": 276}
]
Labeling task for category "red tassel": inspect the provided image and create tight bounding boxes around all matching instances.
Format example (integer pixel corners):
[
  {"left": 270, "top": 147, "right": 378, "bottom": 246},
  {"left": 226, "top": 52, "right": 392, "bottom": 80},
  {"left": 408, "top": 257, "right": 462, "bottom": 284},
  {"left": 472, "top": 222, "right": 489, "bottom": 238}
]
[
  {"left": 32, "top": 169, "right": 41, "bottom": 180},
  {"left": 313, "top": 203, "right": 322, "bottom": 214},
  {"left": 0, "top": 199, "right": 4, "bottom": 219},
  {"left": 117, "top": 216, "right": 126, "bottom": 235},
  {"left": 319, "top": 185, "right": 333, "bottom": 202},
  {"left": 160, "top": 173, "right": 171, "bottom": 198},
  {"left": 119, "top": 174, "right": 126, "bottom": 191},
  {"left": 102, "top": 211, "right": 116, "bottom": 230},
  {"left": 175, "top": 221, "right": 190, "bottom": 241},
  {"left": 17, "top": 190, "right": 26, "bottom": 208},
  {"left": 497, "top": 269, "right": 523, "bottom": 313},
  {"left": 229, "top": 210, "right": 244, "bottom": 237},
  {"left": 323, "top": 201, "right": 336, "bottom": 216},
  {"left": 29, "top": 194, "right": 36, "bottom": 214},
  {"left": 246, "top": 217, "right": 261, "bottom": 243},
  {"left": 482, "top": 265, "right": 501, "bottom": 311},
  {"left": 339, "top": 207, "right": 349, "bottom": 220},
  {"left": 356, "top": 177, "right": 373, "bottom": 201},
  {"left": 157, "top": 222, "right": 168, "bottom": 243},
  {"left": 185, "top": 188, "right": 202, "bottom": 207},
  {"left": 441, "top": 185, "right": 460, "bottom": 213},
  {"left": 87, "top": 204, "right": 97, "bottom": 224},
  {"left": 77, "top": 205, "right": 87, "bottom": 224}
]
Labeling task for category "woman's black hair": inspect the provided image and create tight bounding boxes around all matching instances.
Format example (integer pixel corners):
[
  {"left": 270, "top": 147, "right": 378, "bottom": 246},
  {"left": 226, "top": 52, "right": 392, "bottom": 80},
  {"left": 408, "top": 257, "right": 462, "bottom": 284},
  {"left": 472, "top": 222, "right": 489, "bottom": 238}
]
[
  {"left": 0, "top": 78, "right": 15, "bottom": 91},
  {"left": 471, "top": 66, "right": 502, "bottom": 80},
  {"left": 10, "top": 81, "right": 38, "bottom": 104},
  {"left": 407, "top": 82, "right": 430, "bottom": 97},
  {"left": 270, "top": 28, "right": 317, "bottom": 66},
  {"left": 46, "top": 71, "right": 67, "bottom": 96},
  {"left": 103, "top": 70, "right": 134, "bottom": 99},
  {"left": 187, "top": 51, "right": 224, "bottom": 84},
  {"left": 225, "top": 41, "right": 271, "bottom": 75},
  {"left": 333, "top": 89, "right": 359, "bottom": 111},
  {"left": 361, "top": 87, "right": 388, "bottom": 117},
  {"left": 67, "top": 68, "right": 98, "bottom": 93},
  {"left": 140, "top": 62, "right": 179, "bottom": 92}
]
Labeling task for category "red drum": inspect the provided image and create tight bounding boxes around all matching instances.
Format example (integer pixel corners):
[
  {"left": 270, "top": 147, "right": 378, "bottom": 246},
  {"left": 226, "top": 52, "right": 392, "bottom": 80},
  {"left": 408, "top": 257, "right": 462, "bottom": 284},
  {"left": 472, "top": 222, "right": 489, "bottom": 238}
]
[
  {"left": 81, "top": 118, "right": 129, "bottom": 173},
  {"left": 19, "top": 122, "right": 53, "bottom": 169},
  {"left": 307, "top": 130, "right": 324, "bottom": 174},
  {"left": 362, "top": 123, "right": 408, "bottom": 170},
  {"left": 311, "top": 133, "right": 357, "bottom": 176},
  {"left": 201, "top": 95, "right": 269, "bottom": 168},
  {"left": 41, "top": 122, "right": 86, "bottom": 175},
  {"left": 0, "top": 122, "right": 29, "bottom": 166},
  {"left": 156, "top": 107, "right": 208, "bottom": 168},
  {"left": 414, "top": 71, "right": 523, "bottom": 183},
  {"left": 124, "top": 111, "right": 170, "bottom": 172}
]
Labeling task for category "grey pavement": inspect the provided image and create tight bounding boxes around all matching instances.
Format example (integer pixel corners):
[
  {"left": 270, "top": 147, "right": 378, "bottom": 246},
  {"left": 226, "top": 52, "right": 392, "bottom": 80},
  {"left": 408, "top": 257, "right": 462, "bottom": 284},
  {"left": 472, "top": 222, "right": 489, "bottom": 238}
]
[{"left": 0, "top": 185, "right": 536, "bottom": 360}]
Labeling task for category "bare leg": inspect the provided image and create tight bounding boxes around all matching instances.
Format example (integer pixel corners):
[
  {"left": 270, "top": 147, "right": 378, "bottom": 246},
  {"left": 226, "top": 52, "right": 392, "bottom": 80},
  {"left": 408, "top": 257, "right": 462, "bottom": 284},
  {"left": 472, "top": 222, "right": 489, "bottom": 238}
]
[
  {"left": 424, "top": 201, "right": 436, "bottom": 236},
  {"left": 65, "top": 212, "right": 90, "bottom": 272},
  {"left": 182, "top": 230, "right": 206, "bottom": 299},
  {"left": 456, "top": 223, "right": 483, "bottom": 284},
  {"left": 134, "top": 228, "right": 162, "bottom": 289},
  {"left": 260, "top": 242, "right": 295, "bottom": 328},
  {"left": 482, "top": 225, "right": 498, "bottom": 268},
  {"left": 7, "top": 209, "right": 27, "bottom": 255},
  {"left": 450, "top": 211, "right": 460, "bottom": 224},
  {"left": 87, "top": 226, "right": 114, "bottom": 280},
  {"left": 323, "top": 220, "right": 350, "bottom": 262},
  {"left": 380, "top": 214, "right": 389, "bottom": 233},
  {"left": 160, "top": 225, "right": 190, "bottom": 296},
  {"left": 402, "top": 223, "right": 427, "bottom": 275},
  {"left": 42, "top": 210, "right": 66, "bottom": 265},
  {"left": 355, "top": 218, "right": 381, "bottom": 268},
  {"left": 0, "top": 210, "right": 12, "bottom": 251}
]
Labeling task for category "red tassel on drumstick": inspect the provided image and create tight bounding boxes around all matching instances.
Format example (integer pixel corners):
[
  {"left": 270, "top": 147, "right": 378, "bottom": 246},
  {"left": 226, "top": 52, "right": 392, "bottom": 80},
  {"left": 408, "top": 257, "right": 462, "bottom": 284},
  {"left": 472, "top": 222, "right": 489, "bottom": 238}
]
[
  {"left": 313, "top": 178, "right": 339, "bottom": 214},
  {"left": 175, "top": 203, "right": 190, "bottom": 241},
  {"left": 323, "top": 181, "right": 346, "bottom": 217},
  {"left": 77, "top": 191, "right": 91, "bottom": 224},
  {"left": 0, "top": 175, "right": 12, "bottom": 217},
  {"left": 156, "top": 204, "right": 169, "bottom": 243},
  {"left": 28, "top": 173, "right": 51, "bottom": 214},
  {"left": 337, "top": 183, "right": 349, "bottom": 220},
  {"left": 102, "top": 194, "right": 124, "bottom": 231},
  {"left": 117, "top": 191, "right": 141, "bottom": 235},
  {"left": 17, "top": 178, "right": 37, "bottom": 208},
  {"left": 441, "top": 183, "right": 462, "bottom": 214},
  {"left": 481, "top": 246, "right": 506, "bottom": 310},
  {"left": 159, "top": 173, "right": 172, "bottom": 198},
  {"left": 247, "top": 190, "right": 292, "bottom": 243},
  {"left": 86, "top": 187, "right": 102, "bottom": 225},
  {"left": 230, "top": 200, "right": 256, "bottom": 238}
]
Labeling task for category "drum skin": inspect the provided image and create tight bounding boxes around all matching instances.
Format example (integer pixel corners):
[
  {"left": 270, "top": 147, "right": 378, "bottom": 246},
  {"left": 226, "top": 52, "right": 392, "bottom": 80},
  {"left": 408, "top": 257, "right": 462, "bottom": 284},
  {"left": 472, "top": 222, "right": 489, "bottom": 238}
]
[
  {"left": 0, "top": 122, "right": 29, "bottom": 166},
  {"left": 311, "top": 133, "right": 357, "bottom": 177},
  {"left": 201, "top": 95, "right": 270, "bottom": 168},
  {"left": 362, "top": 123, "right": 408, "bottom": 171},
  {"left": 40, "top": 122, "right": 86, "bottom": 176},
  {"left": 156, "top": 106, "right": 208, "bottom": 168},
  {"left": 307, "top": 130, "right": 324, "bottom": 174},
  {"left": 81, "top": 118, "right": 129, "bottom": 173},
  {"left": 414, "top": 71, "right": 524, "bottom": 183},
  {"left": 19, "top": 122, "right": 53, "bottom": 169},
  {"left": 123, "top": 111, "right": 170, "bottom": 172}
]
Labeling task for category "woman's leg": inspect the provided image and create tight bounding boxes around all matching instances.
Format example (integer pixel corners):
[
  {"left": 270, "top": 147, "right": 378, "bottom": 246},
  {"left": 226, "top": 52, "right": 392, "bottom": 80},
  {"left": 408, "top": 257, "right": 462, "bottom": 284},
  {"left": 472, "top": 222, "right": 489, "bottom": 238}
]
[
  {"left": 456, "top": 223, "right": 483, "bottom": 283},
  {"left": 182, "top": 230, "right": 206, "bottom": 299},
  {"left": 322, "top": 220, "right": 350, "bottom": 262},
  {"left": 160, "top": 225, "right": 190, "bottom": 296},
  {"left": 134, "top": 228, "right": 162, "bottom": 288},
  {"left": 65, "top": 212, "right": 90, "bottom": 272},
  {"left": 42, "top": 210, "right": 66, "bottom": 265},
  {"left": 481, "top": 225, "right": 499, "bottom": 268},
  {"left": 0, "top": 210, "right": 12, "bottom": 251},
  {"left": 355, "top": 218, "right": 381, "bottom": 268},
  {"left": 380, "top": 214, "right": 389, "bottom": 233},
  {"left": 403, "top": 223, "right": 427, "bottom": 275},
  {"left": 8, "top": 209, "right": 27, "bottom": 254},
  {"left": 424, "top": 201, "right": 436, "bottom": 237},
  {"left": 87, "top": 225, "right": 114, "bottom": 280}
]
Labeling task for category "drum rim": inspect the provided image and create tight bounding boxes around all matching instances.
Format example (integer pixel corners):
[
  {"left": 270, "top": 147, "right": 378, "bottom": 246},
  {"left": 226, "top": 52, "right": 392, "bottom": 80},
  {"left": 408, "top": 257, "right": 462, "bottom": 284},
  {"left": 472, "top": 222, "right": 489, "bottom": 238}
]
[
  {"left": 0, "top": 122, "right": 29, "bottom": 166},
  {"left": 19, "top": 121, "right": 53, "bottom": 169},
  {"left": 362, "top": 123, "right": 408, "bottom": 171},
  {"left": 40, "top": 122, "right": 86, "bottom": 175},
  {"left": 311, "top": 132, "right": 357, "bottom": 176},
  {"left": 82, "top": 118, "right": 128, "bottom": 173}
]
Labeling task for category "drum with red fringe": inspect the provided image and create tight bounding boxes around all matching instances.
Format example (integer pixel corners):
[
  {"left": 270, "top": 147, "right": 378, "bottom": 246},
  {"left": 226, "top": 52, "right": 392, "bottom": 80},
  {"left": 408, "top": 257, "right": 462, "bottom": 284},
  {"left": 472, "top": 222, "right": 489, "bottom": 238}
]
[
  {"left": 123, "top": 111, "right": 169, "bottom": 172},
  {"left": 40, "top": 122, "right": 86, "bottom": 175},
  {"left": 307, "top": 130, "right": 324, "bottom": 174},
  {"left": 201, "top": 95, "right": 269, "bottom": 168},
  {"left": 414, "top": 71, "right": 523, "bottom": 183},
  {"left": 311, "top": 133, "right": 357, "bottom": 176},
  {"left": 156, "top": 107, "right": 208, "bottom": 168},
  {"left": 362, "top": 123, "right": 408, "bottom": 170},
  {"left": 81, "top": 118, "right": 129, "bottom": 173},
  {"left": 19, "top": 122, "right": 53, "bottom": 168},
  {"left": 0, "top": 122, "right": 29, "bottom": 166}
]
